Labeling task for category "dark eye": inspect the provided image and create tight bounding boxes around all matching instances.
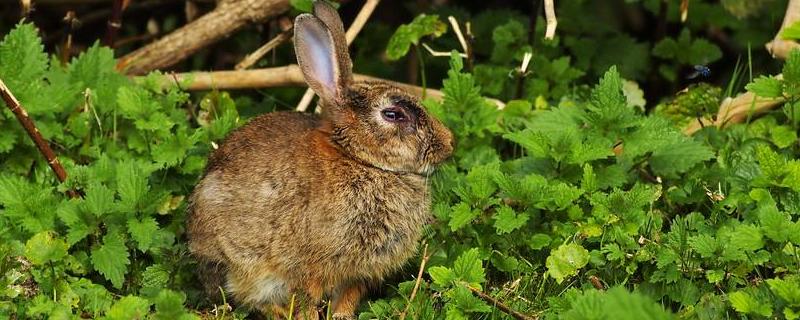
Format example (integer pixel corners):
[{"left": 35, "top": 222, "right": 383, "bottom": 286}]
[{"left": 381, "top": 109, "right": 407, "bottom": 122}]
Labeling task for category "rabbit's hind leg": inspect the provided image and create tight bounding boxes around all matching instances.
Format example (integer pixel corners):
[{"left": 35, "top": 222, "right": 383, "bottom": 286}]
[
  {"left": 226, "top": 271, "right": 291, "bottom": 318},
  {"left": 330, "top": 282, "right": 367, "bottom": 319}
]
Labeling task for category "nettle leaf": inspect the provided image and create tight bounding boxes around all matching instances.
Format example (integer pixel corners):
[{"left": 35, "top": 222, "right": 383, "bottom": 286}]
[
  {"left": 771, "top": 125, "right": 798, "bottom": 149},
  {"left": 127, "top": 217, "right": 159, "bottom": 252},
  {"left": 386, "top": 14, "right": 447, "bottom": 60},
  {"left": 429, "top": 266, "right": 457, "bottom": 287},
  {"left": 783, "top": 50, "right": 800, "bottom": 96},
  {"left": 729, "top": 224, "right": 764, "bottom": 252},
  {"left": 448, "top": 202, "right": 479, "bottom": 231},
  {"left": 493, "top": 205, "right": 528, "bottom": 234},
  {"left": 688, "top": 234, "right": 718, "bottom": 258},
  {"left": 116, "top": 160, "right": 155, "bottom": 212},
  {"left": 453, "top": 248, "right": 486, "bottom": 286},
  {"left": 152, "top": 289, "right": 195, "bottom": 320},
  {"left": 546, "top": 243, "right": 590, "bottom": 283},
  {"left": 91, "top": 230, "right": 130, "bottom": 289},
  {"left": 767, "top": 277, "right": 800, "bottom": 306},
  {"left": 529, "top": 234, "right": 552, "bottom": 250},
  {"left": 106, "top": 295, "right": 152, "bottom": 320},
  {"left": 448, "top": 286, "right": 492, "bottom": 314},
  {"left": 24, "top": 231, "right": 68, "bottom": 265},
  {"left": 0, "top": 22, "right": 47, "bottom": 92},
  {"left": 729, "top": 291, "right": 773, "bottom": 317},
  {"left": 649, "top": 137, "right": 714, "bottom": 177},
  {"left": 746, "top": 75, "right": 783, "bottom": 98},
  {"left": 84, "top": 182, "right": 116, "bottom": 217}
]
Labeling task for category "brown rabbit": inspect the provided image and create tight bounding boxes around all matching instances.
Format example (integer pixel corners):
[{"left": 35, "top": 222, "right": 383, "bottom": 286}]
[{"left": 185, "top": 1, "right": 454, "bottom": 319}]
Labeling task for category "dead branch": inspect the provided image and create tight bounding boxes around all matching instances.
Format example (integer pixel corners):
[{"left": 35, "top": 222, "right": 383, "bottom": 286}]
[
  {"left": 0, "top": 78, "right": 79, "bottom": 198},
  {"left": 767, "top": 0, "right": 800, "bottom": 59},
  {"left": 543, "top": 0, "right": 557, "bottom": 40},
  {"left": 466, "top": 285, "right": 537, "bottom": 320},
  {"left": 117, "top": 0, "right": 291, "bottom": 75},
  {"left": 103, "top": 0, "right": 128, "bottom": 47},
  {"left": 156, "top": 66, "right": 506, "bottom": 108},
  {"left": 296, "top": 0, "right": 381, "bottom": 112},
  {"left": 235, "top": 17, "right": 293, "bottom": 70},
  {"left": 399, "top": 243, "right": 430, "bottom": 320}
]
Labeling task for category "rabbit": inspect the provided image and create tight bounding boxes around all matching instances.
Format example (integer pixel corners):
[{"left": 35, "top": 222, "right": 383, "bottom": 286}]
[{"left": 185, "top": 1, "right": 454, "bottom": 319}]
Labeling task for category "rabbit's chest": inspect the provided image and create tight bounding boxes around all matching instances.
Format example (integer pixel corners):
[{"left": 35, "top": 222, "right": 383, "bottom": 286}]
[{"left": 329, "top": 175, "right": 430, "bottom": 275}]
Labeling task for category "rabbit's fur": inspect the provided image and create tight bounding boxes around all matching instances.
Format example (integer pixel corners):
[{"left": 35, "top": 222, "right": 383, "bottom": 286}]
[{"left": 186, "top": 1, "right": 454, "bottom": 318}]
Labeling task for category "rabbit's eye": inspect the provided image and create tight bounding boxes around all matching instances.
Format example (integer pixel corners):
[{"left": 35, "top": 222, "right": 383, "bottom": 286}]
[{"left": 381, "top": 109, "right": 408, "bottom": 122}]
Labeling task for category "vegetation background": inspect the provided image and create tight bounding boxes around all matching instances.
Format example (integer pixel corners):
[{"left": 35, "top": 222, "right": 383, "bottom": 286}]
[{"left": 1, "top": 0, "right": 800, "bottom": 319}]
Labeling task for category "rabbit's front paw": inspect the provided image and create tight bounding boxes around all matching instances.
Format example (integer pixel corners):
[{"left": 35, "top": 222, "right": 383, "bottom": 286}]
[{"left": 332, "top": 313, "right": 356, "bottom": 320}]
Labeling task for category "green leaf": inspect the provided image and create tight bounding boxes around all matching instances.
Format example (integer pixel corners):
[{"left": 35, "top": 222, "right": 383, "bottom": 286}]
[
  {"left": 0, "top": 22, "right": 48, "bottom": 97},
  {"left": 116, "top": 160, "right": 153, "bottom": 212},
  {"left": 649, "top": 138, "right": 714, "bottom": 177},
  {"left": 772, "top": 125, "right": 798, "bottom": 149},
  {"left": 546, "top": 243, "right": 590, "bottom": 283},
  {"left": 127, "top": 218, "right": 159, "bottom": 252},
  {"left": 448, "top": 202, "right": 479, "bottom": 231},
  {"left": 746, "top": 75, "right": 784, "bottom": 98},
  {"left": 729, "top": 224, "right": 764, "bottom": 252},
  {"left": 767, "top": 278, "right": 800, "bottom": 306},
  {"left": 529, "top": 234, "right": 552, "bottom": 250},
  {"left": 783, "top": 50, "right": 800, "bottom": 96},
  {"left": 91, "top": 231, "right": 130, "bottom": 289},
  {"left": 84, "top": 183, "right": 116, "bottom": 217},
  {"left": 453, "top": 248, "right": 485, "bottom": 286},
  {"left": 106, "top": 295, "right": 151, "bottom": 320},
  {"left": 781, "top": 21, "right": 800, "bottom": 40},
  {"left": 449, "top": 286, "right": 491, "bottom": 314},
  {"left": 492, "top": 205, "right": 528, "bottom": 234},
  {"left": 386, "top": 14, "right": 447, "bottom": 60},
  {"left": 152, "top": 289, "right": 195, "bottom": 320},
  {"left": 24, "top": 231, "right": 68, "bottom": 265},
  {"left": 729, "top": 291, "right": 773, "bottom": 317},
  {"left": 429, "top": 266, "right": 456, "bottom": 287}
]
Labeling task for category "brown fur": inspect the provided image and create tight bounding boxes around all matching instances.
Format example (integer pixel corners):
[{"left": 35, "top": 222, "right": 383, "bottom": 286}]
[{"left": 186, "top": 2, "right": 453, "bottom": 319}]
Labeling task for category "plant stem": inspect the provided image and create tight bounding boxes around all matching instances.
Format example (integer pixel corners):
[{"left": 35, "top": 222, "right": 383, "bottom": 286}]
[
  {"left": 465, "top": 284, "right": 537, "bottom": 320},
  {"left": 415, "top": 45, "right": 427, "bottom": 98},
  {"left": 0, "top": 78, "right": 79, "bottom": 198}
]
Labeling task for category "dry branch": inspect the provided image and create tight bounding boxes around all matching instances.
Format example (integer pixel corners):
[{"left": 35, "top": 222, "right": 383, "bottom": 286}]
[
  {"left": 0, "top": 78, "right": 79, "bottom": 198},
  {"left": 543, "top": 0, "right": 557, "bottom": 40},
  {"left": 466, "top": 285, "right": 537, "bottom": 320},
  {"left": 235, "top": 17, "right": 293, "bottom": 70},
  {"left": 399, "top": 244, "right": 430, "bottom": 320},
  {"left": 296, "top": 0, "right": 381, "bottom": 112},
  {"left": 117, "top": 0, "right": 291, "bottom": 75},
  {"left": 157, "top": 66, "right": 506, "bottom": 108}
]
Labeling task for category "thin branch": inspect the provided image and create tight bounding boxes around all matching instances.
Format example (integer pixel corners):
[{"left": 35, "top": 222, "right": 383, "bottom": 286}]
[
  {"left": 117, "top": 0, "right": 291, "bottom": 75},
  {"left": 155, "top": 65, "right": 506, "bottom": 108},
  {"left": 399, "top": 243, "right": 430, "bottom": 320},
  {"left": 103, "top": 0, "right": 128, "bottom": 47},
  {"left": 235, "top": 17, "right": 293, "bottom": 70},
  {"left": 466, "top": 285, "right": 537, "bottom": 320},
  {"left": 296, "top": 0, "right": 381, "bottom": 112},
  {"left": 543, "top": 0, "right": 557, "bottom": 40},
  {"left": 0, "top": 78, "right": 79, "bottom": 198}
]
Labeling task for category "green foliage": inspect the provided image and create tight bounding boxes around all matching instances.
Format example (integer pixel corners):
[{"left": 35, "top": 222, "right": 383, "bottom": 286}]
[
  {"left": 2, "top": 2, "right": 799, "bottom": 318},
  {"left": 0, "top": 22, "right": 238, "bottom": 318},
  {"left": 386, "top": 14, "right": 447, "bottom": 60}
]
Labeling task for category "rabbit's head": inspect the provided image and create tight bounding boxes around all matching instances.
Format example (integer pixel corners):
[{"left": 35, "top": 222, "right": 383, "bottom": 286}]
[{"left": 294, "top": 1, "right": 453, "bottom": 176}]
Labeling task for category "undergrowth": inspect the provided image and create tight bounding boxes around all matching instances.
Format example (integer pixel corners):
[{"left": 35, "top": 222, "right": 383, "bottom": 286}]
[{"left": 1, "top": 1, "right": 800, "bottom": 319}]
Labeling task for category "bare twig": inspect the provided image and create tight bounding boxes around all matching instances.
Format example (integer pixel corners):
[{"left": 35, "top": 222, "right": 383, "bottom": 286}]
[
  {"left": 155, "top": 65, "right": 506, "bottom": 108},
  {"left": 103, "top": 0, "right": 128, "bottom": 47},
  {"left": 235, "top": 17, "right": 293, "bottom": 70},
  {"left": 0, "top": 78, "right": 79, "bottom": 198},
  {"left": 543, "top": 0, "right": 557, "bottom": 40},
  {"left": 296, "top": 0, "right": 381, "bottom": 112},
  {"left": 117, "top": 0, "right": 291, "bottom": 75},
  {"left": 680, "top": 0, "right": 689, "bottom": 22},
  {"left": 466, "top": 285, "right": 537, "bottom": 320},
  {"left": 399, "top": 243, "right": 430, "bottom": 320},
  {"left": 767, "top": 0, "right": 800, "bottom": 59}
]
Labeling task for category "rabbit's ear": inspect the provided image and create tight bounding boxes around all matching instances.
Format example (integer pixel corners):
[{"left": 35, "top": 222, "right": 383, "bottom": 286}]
[
  {"left": 313, "top": 1, "right": 352, "bottom": 82},
  {"left": 294, "top": 7, "right": 352, "bottom": 104}
]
